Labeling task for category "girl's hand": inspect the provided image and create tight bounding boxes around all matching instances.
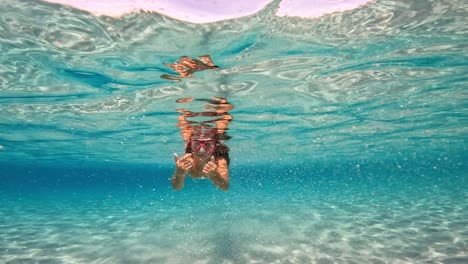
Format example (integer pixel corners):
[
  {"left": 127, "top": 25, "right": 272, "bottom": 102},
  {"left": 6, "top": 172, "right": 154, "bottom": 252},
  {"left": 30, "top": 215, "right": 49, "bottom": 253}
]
[
  {"left": 173, "top": 153, "right": 193, "bottom": 173},
  {"left": 203, "top": 156, "right": 218, "bottom": 177}
]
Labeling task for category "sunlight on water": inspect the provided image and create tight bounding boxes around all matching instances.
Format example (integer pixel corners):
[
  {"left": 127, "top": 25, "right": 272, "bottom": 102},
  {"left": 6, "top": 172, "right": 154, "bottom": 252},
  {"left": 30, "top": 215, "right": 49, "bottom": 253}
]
[{"left": 0, "top": 0, "right": 466, "bottom": 166}]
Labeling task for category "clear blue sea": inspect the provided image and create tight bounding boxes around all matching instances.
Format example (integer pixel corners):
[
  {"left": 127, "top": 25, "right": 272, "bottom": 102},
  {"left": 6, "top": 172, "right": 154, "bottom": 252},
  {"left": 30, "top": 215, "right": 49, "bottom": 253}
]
[{"left": 1, "top": 0, "right": 467, "bottom": 263}]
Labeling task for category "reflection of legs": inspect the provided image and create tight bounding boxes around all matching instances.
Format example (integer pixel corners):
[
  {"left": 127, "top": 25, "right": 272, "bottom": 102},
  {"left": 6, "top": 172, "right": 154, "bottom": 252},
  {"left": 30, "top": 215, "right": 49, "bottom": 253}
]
[
  {"left": 201, "top": 97, "right": 233, "bottom": 113},
  {"left": 179, "top": 57, "right": 198, "bottom": 69},
  {"left": 199, "top": 97, "right": 233, "bottom": 134},
  {"left": 203, "top": 103, "right": 234, "bottom": 113},
  {"left": 163, "top": 61, "right": 194, "bottom": 79},
  {"left": 164, "top": 62, "right": 190, "bottom": 75},
  {"left": 177, "top": 115, "right": 193, "bottom": 141},
  {"left": 196, "top": 96, "right": 228, "bottom": 104},
  {"left": 160, "top": 74, "right": 181, "bottom": 82},
  {"left": 197, "top": 115, "right": 232, "bottom": 136},
  {"left": 197, "top": 55, "right": 218, "bottom": 68},
  {"left": 162, "top": 55, "right": 218, "bottom": 82},
  {"left": 176, "top": 97, "right": 233, "bottom": 142},
  {"left": 176, "top": 97, "right": 193, "bottom": 103},
  {"left": 215, "top": 114, "right": 232, "bottom": 134}
]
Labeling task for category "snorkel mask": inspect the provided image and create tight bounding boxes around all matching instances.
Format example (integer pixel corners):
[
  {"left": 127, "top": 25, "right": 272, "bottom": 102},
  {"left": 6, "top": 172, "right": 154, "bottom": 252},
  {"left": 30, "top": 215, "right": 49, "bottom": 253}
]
[
  {"left": 190, "top": 138, "right": 216, "bottom": 154},
  {"left": 190, "top": 126, "right": 217, "bottom": 155}
]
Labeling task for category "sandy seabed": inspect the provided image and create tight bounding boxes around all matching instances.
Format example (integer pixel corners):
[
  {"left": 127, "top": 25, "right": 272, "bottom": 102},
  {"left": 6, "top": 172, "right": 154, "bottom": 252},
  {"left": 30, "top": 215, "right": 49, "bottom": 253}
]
[{"left": 1, "top": 181, "right": 467, "bottom": 264}]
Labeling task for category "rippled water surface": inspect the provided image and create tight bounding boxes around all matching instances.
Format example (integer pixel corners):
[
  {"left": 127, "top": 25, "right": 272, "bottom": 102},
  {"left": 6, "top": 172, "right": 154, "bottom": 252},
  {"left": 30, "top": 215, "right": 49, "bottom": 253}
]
[
  {"left": 1, "top": 0, "right": 467, "bottom": 263},
  {"left": 1, "top": 0, "right": 466, "bottom": 165}
]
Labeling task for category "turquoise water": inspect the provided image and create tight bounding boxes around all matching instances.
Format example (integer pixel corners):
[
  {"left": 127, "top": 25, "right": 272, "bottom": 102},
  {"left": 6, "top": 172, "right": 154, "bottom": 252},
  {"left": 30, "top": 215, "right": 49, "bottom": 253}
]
[{"left": 1, "top": 0, "right": 467, "bottom": 263}]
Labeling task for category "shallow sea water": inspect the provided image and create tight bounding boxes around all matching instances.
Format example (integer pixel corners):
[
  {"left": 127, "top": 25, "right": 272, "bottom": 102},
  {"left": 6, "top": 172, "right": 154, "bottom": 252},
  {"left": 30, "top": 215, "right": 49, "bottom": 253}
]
[
  {"left": 1, "top": 0, "right": 467, "bottom": 263},
  {"left": 2, "top": 165, "right": 467, "bottom": 263}
]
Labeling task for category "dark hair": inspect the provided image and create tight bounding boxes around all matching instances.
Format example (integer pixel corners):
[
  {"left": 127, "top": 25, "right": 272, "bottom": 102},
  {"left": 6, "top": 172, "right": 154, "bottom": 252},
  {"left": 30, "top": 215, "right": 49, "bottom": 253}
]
[{"left": 185, "top": 140, "right": 230, "bottom": 166}]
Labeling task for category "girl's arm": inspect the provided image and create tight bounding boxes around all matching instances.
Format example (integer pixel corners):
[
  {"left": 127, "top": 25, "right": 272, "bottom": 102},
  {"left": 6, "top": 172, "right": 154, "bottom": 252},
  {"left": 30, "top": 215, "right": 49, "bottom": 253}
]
[
  {"left": 171, "top": 153, "right": 193, "bottom": 191},
  {"left": 171, "top": 169, "right": 187, "bottom": 191},
  {"left": 211, "top": 158, "right": 229, "bottom": 191}
]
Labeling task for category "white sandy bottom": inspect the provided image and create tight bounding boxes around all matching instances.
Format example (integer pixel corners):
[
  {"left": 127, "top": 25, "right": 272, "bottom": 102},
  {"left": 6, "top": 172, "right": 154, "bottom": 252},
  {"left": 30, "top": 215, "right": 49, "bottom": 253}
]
[{"left": 1, "top": 187, "right": 467, "bottom": 264}]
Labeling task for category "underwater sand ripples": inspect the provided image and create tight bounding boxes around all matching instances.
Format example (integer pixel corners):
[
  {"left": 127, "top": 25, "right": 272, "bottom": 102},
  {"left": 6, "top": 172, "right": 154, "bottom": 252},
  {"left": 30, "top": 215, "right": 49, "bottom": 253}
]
[
  {"left": 0, "top": 170, "right": 468, "bottom": 263},
  {"left": 4, "top": 182, "right": 466, "bottom": 263}
]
